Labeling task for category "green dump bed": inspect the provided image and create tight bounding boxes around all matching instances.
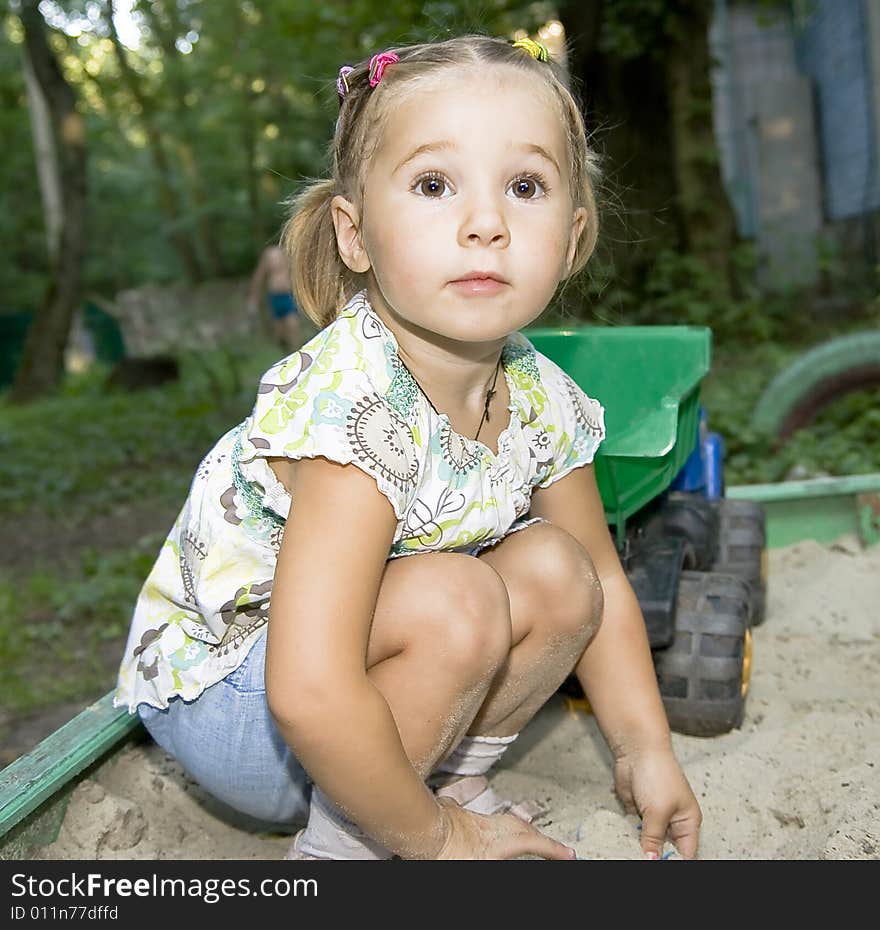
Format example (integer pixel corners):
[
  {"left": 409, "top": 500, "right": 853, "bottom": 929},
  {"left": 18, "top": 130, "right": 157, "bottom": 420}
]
[{"left": 524, "top": 325, "right": 712, "bottom": 529}]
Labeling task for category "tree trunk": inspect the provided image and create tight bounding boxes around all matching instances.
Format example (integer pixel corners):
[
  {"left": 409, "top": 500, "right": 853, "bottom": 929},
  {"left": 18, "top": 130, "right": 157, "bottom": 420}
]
[
  {"left": 560, "top": 1, "right": 678, "bottom": 290},
  {"left": 10, "top": 1, "right": 87, "bottom": 403},
  {"left": 559, "top": 0, "right": 737, "bottom": 293},
  {"left": 22, "top": 52, "right": 62, "bottom": 262},
  {"left": 104, "top": 0, "right": 203, "bottom": 282}
]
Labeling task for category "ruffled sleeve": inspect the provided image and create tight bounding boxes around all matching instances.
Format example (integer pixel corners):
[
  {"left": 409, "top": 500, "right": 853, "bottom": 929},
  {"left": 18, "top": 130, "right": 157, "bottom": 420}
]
[
  {"left": 236, "top": 347, "right": 421, "bottom": 521},
  {"left": 531, "top": 356, "right": 606, "bottom": 490}
]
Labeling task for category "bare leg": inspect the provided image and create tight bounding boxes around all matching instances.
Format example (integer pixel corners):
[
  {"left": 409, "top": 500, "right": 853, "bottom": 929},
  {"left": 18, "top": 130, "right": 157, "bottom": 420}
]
[
  {"left": 363, "top": 551, "right": 513, "bottom": 776},
  {"left": 293, "top": 525, "right": 599, "bottom": 856},
  {"left": 281, "top": 313, "right": 301, "bottom": 351},
  {"left": 469, "top": 522, "right": 603, "bottom": 737},
  {"left": 417, "top": 523, "right": 602, "bottom": 823},
  {"left": 366, "top": 523, "right": 601, "bottom": 766},
  {"left": 290, "top": 551, "right": 513, "bottom": 859}
]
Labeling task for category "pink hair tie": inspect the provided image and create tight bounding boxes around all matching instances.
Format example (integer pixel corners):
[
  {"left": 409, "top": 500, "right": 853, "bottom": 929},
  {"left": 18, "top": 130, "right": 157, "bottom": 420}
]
[
  {"left": 336, "top": 65, "right": 354, "bottom": 102},
  {"left": 368, "top": 51, "right": 399, "bottom": 88}
]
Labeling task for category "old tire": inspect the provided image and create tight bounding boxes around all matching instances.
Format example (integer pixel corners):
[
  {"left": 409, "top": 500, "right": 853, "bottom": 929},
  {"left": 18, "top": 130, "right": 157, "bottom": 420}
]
[
  {"left": 752, "top": 331, "right": 880, "bottom": 442},
  {"left": 654, "top": 570, "right": 751, "bottom": 737},
  {"left": 711, "top": 498, "right": 768, "bottom": 627}
]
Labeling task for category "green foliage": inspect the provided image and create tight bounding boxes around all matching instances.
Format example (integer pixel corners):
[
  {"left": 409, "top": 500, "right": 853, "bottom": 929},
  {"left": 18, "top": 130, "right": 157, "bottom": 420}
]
[
  {"left": 558, "top": 244, "right": 788, "bottom": 345},
  {"left": 597, "top": 0, "right": 667, "bottom": 59},
  {"left": 0, "top": 339, "right": 281, "bottom": 520},
  {"left": 637, "top": 246, "right": 796, "bottom": 346},
  {"left": 0, "top": 536, "right": 162, "bottom": 713},
  {"left": 0, "top": 22, "right": 48, "bottom": 312},
  {"left": 773, "top": 389, "right": 880, "bottom": 477}
]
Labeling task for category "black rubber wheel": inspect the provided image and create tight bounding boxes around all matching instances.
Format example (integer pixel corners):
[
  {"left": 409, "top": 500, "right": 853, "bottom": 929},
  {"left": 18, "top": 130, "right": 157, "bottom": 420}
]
[
  {"left": 710, "top": 498, "right": 767, "bottom": 627},
  {"left": 639, "top": 492, "right": 720, "bottom": 571},
  {"left": 654, "top": 570, "right": 751, "bottom": 737}
]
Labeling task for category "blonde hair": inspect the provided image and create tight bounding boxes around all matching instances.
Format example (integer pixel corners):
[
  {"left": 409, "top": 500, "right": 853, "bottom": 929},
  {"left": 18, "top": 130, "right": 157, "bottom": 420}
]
[{"left": 282, "top": 34, "right": 601, "bottom": 328}]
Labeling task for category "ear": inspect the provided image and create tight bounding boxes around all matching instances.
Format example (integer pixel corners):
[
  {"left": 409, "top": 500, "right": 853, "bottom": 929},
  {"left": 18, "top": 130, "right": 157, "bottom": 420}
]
[
  {"left": 331, "top": 195, "right": 371, "bottom": 274},
  {"left": 564, "top": 206, "right": 589, "bottom": 274}
]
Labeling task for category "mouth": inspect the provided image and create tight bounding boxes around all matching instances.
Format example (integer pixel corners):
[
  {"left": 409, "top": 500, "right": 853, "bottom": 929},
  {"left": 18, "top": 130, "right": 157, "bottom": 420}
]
[
  {"left": 451, "top": 271, "right": 509, "bottom": 284},
  {"left": 448, "top": 272, "right": 510, "bottom": 296}
]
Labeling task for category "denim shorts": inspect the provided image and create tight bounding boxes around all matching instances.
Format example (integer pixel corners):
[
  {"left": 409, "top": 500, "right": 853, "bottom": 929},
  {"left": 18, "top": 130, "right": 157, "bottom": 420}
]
[{"left": 138, "top": 633, "right": 311, "bottom": 830}]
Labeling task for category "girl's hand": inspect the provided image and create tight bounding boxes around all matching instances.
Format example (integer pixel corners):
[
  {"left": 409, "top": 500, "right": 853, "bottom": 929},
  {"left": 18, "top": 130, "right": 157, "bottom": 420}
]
[
  {"left": 430, "top": 797, "right": 576, "bottom": 860},
  {"left": 613, "top": 747, "right": 702, "bottom": 859}
]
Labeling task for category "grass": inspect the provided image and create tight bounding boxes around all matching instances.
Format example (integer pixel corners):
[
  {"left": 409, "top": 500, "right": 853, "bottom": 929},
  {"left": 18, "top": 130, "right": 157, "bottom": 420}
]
[
  {"left": 0, "top": 536, "right": 163, "bottom": 713},
  {"left": 0, "top": 337, "right": 284, "bottom": 720},
  {"left": 0, "top": 343, "right": 283, "bottom": 521}
]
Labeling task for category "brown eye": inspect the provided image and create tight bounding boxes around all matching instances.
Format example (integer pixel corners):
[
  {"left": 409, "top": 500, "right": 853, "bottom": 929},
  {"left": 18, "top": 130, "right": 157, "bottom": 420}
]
[
  {"left": 509, "top": 176, "right": 546, "bottom": 199},
  {"left": 416, "top": 175, "right": 448, "bottom": 197}
]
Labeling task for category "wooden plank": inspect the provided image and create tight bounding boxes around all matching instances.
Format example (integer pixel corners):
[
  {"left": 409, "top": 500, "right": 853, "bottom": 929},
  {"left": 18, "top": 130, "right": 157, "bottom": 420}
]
[
  {"left": 728, "top": 473, "right": 880, "bottom": 502},
  {"left": 0, "top": 692, "right": 141, "bottom": 839},
  {"left": 728, "top": 473, "right": 880, "bottom": 548}
]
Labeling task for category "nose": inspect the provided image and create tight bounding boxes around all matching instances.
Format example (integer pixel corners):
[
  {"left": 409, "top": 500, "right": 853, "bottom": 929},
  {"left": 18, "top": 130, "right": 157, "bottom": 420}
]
[{"left": 457, "top": 188, "right": 510, "bottom": 249}]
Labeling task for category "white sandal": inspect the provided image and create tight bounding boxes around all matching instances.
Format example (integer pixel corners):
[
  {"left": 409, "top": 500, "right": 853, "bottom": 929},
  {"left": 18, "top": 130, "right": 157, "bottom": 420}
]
[
  {"left": 429, "top": 773, "right": 548, "bottom": 823},
  {"left": 283, "top": 828, "right": 329, "bottom": 860}
]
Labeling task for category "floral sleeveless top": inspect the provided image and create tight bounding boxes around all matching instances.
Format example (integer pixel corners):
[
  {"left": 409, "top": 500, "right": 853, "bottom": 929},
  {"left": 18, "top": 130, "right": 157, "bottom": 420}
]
[{"left": 115, "top": 291, "right": 605, "bottom": 711}]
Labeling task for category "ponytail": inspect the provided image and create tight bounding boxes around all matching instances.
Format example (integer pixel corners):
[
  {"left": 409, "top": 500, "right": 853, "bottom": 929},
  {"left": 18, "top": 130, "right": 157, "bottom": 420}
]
[{"left": 281, "top": 180, "right": 358, "bottom": 328}]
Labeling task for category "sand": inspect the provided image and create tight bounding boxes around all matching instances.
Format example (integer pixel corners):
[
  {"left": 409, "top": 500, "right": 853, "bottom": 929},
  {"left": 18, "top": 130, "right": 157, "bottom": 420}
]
[{"left": 38, "top": 537, "right": 880, "bottom": 860}]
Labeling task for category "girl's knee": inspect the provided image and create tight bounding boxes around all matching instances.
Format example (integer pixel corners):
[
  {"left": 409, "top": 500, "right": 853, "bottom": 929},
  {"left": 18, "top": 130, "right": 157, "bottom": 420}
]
[
  {"left": 413, "top": 554, "right": 513, "bottom": 676},
  {"left": 525, "top": 525, "right": 604, "bottom": 644}
]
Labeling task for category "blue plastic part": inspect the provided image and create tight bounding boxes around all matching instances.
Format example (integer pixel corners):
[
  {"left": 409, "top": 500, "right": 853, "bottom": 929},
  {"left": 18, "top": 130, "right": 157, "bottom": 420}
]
[
  {"left": 671, "top": 408, "right": 708, "bottom": 493},
  {"left": 703, "top": 432, "right": 725, "bottom": 499},
  {"left": 670, "top": 408, "right": 725, "bottom": 499}
]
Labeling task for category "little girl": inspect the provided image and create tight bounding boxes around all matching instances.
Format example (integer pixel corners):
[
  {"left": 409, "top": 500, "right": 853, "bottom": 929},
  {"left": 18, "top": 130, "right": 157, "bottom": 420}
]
[{"left": 115, "top": 34, "right": 701, "bottom": 860}]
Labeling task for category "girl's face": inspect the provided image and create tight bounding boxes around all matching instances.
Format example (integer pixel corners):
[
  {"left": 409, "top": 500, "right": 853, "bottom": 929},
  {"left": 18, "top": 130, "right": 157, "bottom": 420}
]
[{"left": 333, "top": 67, "right": 588, "bottom": 347}]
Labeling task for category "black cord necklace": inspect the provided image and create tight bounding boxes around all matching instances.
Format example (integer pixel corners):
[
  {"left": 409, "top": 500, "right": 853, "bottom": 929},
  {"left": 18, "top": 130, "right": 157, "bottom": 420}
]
[{"left": 400, "top": 356, "right": 503, "bottom": 443}]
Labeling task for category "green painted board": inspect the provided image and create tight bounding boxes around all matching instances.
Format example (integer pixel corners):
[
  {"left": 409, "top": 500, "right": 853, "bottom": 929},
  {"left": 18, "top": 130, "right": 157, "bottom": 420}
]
[
  {"left": 0, "top": 692, "right": 140, "bottom": 841},
  {"left": 728, "top": 473, "right": 880, "bottom": 548}
]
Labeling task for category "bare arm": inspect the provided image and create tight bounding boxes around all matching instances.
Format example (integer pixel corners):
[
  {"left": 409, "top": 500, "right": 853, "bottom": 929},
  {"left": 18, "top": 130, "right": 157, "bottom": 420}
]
[
  {"left": 265, "top": 456, "right": 446, "bottom": 858},
  {"left": 247, "top": 250, "right": 269, "bottom": 308},
  {"left": 529, "top": 464, "right": 701, "bottom": 858}
]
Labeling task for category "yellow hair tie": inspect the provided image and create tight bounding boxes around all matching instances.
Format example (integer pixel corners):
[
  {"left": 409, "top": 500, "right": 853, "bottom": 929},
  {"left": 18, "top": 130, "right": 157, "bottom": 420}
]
[{"left": 512, "top": 38, "right": 550, "bottom": 62}]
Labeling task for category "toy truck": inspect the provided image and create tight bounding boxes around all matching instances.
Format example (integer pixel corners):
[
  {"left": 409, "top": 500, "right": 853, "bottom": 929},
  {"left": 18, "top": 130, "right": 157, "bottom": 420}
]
[{"left": 524, "top": 324, "right": 766, "bottom": 737}]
